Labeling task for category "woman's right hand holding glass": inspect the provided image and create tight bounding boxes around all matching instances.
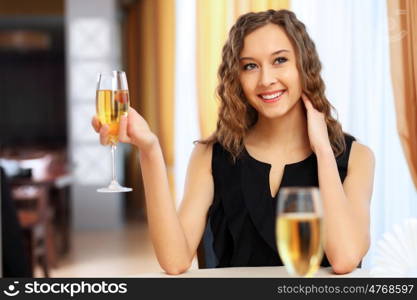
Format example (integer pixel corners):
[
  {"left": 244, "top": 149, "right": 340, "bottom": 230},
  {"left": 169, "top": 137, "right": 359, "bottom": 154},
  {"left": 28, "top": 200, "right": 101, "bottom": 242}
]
[{"left": 92, "top": 107, "right": 158, "bottom": 153}]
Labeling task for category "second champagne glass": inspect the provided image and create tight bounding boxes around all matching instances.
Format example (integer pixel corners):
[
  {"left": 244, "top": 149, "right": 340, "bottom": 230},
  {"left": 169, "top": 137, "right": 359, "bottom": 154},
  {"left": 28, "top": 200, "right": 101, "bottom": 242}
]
[
  {"left": 275, "top": 187, "right": 323, "bottom": 277},
  {"left": 96, "top": 70, "right": 132, "bottom": 193}
]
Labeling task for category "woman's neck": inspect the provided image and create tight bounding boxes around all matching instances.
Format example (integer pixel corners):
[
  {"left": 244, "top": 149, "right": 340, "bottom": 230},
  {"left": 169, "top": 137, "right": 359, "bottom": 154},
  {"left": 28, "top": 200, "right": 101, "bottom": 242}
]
[{"left": 246, "top": 100, "right": 310, "bottom": 152}]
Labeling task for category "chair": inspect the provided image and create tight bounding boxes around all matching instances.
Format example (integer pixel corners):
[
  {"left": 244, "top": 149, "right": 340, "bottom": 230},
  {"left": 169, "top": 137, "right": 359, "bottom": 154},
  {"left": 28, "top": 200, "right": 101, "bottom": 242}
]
[
  {"left": 12, "top": 185, "right": 52, "bottom": 277},
  {"left": 1, "top": 167, "right": 31, "bottom": 277}
]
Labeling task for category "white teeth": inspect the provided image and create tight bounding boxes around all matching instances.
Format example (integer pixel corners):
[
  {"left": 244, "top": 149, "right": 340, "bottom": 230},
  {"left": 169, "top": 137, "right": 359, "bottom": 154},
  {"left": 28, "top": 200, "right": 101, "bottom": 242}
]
[{"left": 261, "top": 90, "right": 285, "bottom": 100}]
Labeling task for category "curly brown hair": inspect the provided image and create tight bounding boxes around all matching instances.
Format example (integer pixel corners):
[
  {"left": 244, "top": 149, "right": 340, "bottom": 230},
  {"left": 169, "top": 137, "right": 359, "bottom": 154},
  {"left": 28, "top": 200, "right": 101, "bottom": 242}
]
[{"left": 199, "top": 9, "right": 345, "bottom": 161}]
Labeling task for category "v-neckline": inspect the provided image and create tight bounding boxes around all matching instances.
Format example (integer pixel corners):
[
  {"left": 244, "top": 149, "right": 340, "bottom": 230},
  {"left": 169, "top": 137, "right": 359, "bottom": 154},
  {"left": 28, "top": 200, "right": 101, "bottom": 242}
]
[{"left": 242, "top": 145, "right": 314, "bottom": 199}]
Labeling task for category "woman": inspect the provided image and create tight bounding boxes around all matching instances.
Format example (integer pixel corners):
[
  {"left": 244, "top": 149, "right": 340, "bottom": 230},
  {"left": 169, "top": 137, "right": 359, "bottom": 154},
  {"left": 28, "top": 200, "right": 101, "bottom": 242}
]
[{"left": 92, "top": 9, "right": 374, "bottom": 275}]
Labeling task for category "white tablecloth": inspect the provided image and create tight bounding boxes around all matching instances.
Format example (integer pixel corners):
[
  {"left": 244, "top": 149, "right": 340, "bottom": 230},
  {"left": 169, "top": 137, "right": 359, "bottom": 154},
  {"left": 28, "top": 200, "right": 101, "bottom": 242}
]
[{"left": 135, "top": 266, "right": 370, "bottom": 278}]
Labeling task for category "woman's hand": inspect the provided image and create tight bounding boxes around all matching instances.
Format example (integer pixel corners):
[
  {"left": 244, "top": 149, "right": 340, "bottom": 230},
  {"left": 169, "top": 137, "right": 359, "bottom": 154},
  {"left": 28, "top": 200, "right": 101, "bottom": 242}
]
[
  {"left": 302, "top": 93, "right": 332, "bottom": 155},
  {"left": 92, "top": 107, "right": 158, "bottom": 153}
]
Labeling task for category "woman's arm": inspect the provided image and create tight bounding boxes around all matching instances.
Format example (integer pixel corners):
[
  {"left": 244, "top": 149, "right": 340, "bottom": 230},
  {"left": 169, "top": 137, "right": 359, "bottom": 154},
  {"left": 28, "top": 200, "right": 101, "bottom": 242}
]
[
  {"left": 316, "top": 143, "right": 374, "bottom": 274},
  {"left": 140, "top": 141, "right": 213, "bottom": 275},
  {"left": 302, "top": 95, "right": 375, "bottom": 274},
  {"left": 92, "top": 108, "right": 214, "bottom": 275}
]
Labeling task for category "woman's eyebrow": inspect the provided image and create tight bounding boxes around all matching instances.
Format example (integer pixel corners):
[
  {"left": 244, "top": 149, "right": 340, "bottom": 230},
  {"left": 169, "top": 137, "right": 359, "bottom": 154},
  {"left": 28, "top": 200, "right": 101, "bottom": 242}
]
[{"left": 239, "top": 49, "right": 290, "bottom": 61}]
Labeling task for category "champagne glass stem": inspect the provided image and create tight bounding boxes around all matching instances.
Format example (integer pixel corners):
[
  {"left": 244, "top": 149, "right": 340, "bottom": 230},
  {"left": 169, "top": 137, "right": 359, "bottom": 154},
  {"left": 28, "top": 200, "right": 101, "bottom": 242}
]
[{"left": 111, "top": 144, "right": 117, "bottom": 183}]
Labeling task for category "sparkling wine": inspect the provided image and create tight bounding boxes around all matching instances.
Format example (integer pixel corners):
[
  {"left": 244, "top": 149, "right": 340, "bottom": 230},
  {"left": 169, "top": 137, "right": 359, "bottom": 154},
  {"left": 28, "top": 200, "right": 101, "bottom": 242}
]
[
  {"left": 276, "top": 213, "right": 323, "bottom": 277},
  {"left": 96, "top": 89, "right": 129, "bottom": 144}
]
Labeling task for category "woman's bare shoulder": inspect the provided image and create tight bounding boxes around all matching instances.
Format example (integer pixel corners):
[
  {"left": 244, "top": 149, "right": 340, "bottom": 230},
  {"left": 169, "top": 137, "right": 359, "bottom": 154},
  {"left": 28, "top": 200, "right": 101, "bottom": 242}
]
[
  {"left": 349, "top": 141, "right": 375, "bottom": 171},
  {"left": 192, "top": 142, "right": 213, "bottom": 158},
  {"left": 188, "top": 142, "right": 214, "bottom": 171},
  {"left": 193, "top": 141, "right": 213, "bottom": 154}
]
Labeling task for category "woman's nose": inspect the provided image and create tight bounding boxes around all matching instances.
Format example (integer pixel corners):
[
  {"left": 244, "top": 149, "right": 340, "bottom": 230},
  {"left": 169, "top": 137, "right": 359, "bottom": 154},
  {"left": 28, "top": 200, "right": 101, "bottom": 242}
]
[{"left": 259, "top": 66, "right": 278, "bottom": 87}]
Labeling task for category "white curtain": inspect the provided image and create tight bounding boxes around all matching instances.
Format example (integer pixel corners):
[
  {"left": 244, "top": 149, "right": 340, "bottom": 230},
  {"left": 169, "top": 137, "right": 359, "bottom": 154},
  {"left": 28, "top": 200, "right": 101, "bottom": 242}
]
[
  {"left": 174, "top": 0, "right": 200, "bottom": 207},
  {"left": 291, "top": 0, "right": 417, "bottom": 268}
]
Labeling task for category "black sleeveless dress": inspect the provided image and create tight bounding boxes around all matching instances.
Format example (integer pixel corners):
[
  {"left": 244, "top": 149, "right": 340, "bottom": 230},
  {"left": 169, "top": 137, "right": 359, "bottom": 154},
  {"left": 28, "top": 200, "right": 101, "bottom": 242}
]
[{"left": 203, "top": 133, "right": 356, "bottom": 268}]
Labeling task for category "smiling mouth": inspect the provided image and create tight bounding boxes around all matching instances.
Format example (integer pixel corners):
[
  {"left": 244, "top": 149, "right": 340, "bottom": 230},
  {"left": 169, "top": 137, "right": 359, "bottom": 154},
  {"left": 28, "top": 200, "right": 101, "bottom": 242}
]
[{"left": 258, "top": 90, "right": 286, "bottom": 103}]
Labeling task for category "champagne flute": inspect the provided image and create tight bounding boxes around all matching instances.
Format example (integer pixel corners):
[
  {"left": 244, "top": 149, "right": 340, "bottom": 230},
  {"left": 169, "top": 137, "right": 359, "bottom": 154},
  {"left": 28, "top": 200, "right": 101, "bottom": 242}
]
[
  {"left": 276, "top": 187, "right": 323, "bottom": 277},
  {"left": 96, "top": 70, "right": 132, "bottom": 193}
]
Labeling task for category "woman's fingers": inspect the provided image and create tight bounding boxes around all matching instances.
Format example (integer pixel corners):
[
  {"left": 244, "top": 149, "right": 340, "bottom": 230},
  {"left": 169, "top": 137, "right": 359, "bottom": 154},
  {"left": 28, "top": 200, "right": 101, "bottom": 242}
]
[
  {"left": 301, "top": 93, "right": 314, "bottom": 111},
  {"left": 99, "top": 124, "right": 110, "bottom": 145},
  {"left": 92, "top": 116, "right": 101, "bottom": 133},
  {"left": 93, "top": 116, "right": 111, "bottom": 145},
  {"left": 118, "top": 114, "right": 131, "bottom": 143},
  {"left": 93, "top": 107, "right": 151, "bottom": 148}
]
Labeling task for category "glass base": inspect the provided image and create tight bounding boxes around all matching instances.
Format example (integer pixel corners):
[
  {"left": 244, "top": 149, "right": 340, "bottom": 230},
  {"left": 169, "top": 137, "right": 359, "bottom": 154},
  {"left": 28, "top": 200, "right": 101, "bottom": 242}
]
[{"left": 97, "top": 180, "right": 132, "bottom": 193}]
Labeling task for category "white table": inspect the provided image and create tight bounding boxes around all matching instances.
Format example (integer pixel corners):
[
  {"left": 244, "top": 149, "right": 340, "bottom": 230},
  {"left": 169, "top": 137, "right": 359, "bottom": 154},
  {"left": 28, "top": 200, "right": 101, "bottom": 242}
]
[{"left": 135, "top": 266, "right": 370, "bottom": 278}]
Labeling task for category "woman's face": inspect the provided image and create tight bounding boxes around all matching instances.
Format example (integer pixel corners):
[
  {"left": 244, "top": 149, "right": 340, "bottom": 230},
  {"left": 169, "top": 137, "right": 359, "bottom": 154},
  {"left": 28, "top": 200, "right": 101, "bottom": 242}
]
[{"left": 238, "top": 23, "right": 302, "bottom": 119}]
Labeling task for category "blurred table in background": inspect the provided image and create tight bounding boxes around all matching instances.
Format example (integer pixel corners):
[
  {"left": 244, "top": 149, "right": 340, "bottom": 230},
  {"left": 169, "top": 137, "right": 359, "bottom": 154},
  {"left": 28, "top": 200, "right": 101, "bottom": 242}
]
[{"left": 1, "top": 148, "right": 72, "bottom": 277}]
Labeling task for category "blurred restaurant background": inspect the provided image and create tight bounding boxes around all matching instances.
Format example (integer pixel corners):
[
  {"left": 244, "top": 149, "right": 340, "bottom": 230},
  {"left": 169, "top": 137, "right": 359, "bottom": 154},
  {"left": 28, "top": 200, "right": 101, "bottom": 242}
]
[{"left": 0, "top": 0, "right": 416, "bottom": 277}]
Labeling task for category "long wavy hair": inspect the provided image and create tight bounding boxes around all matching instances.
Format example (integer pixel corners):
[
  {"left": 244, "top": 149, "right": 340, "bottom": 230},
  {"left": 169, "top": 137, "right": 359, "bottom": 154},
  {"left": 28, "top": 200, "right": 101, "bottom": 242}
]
[{"left": 199, "top": 9, "right": 345, "bottom": 161}]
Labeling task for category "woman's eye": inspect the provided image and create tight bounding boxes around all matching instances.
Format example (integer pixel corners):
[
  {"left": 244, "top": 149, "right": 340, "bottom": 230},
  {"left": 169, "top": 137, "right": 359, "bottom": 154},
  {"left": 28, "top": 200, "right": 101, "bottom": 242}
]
[
  {"left": 243, "top": 63, "right": 257, "bottom": 71},
  {"left": 274, "top": 57, "right": 288, "bottom": 64}
]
